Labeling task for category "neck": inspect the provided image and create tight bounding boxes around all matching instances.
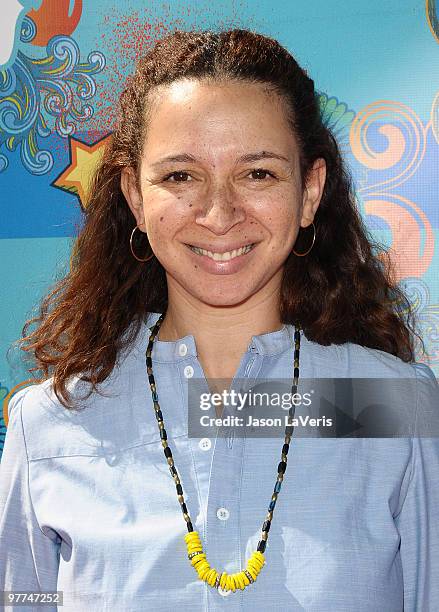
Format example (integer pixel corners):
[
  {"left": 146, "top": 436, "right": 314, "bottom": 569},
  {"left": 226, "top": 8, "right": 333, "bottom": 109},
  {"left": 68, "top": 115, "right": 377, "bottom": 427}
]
[{"left": 157, "top": 278, "right": 283, "bottom": 380}]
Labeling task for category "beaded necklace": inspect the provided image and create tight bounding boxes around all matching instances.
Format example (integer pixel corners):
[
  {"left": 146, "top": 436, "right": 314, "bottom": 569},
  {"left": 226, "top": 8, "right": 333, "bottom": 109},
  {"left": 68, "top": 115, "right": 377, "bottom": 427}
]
[{"left": 145, "top": 313, "right": 301, "bottom": 595}]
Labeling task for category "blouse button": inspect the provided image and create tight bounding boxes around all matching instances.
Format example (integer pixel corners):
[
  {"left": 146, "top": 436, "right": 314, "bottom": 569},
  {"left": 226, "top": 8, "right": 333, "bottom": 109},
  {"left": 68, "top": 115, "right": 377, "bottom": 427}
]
[
  {"left": 218, "top": 586, "right": 232, "bottom": 597},
  {"left": 105, "top": 453, "right": 119, "bottom": 466},
  {"left": 178, "top": 343, "right": 188, "bottom": 356},
  {"left": 198, "top": 438, "right": 211, "bottom": 451},
  {"left": 216, "top": 507, "right": 230, "bottom": 521},
  {"left": 184, "top": 365, "right": 194, "bottom": 378}
]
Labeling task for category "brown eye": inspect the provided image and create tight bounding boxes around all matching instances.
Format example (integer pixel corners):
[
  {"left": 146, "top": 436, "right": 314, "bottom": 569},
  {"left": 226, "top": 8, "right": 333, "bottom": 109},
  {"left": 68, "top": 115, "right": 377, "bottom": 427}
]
[
  {"left": 249, "top": 169, "right": 275, "bottom": 180},
  {"left": 163, "top": 171, "right": 192, "bottom": 182}
]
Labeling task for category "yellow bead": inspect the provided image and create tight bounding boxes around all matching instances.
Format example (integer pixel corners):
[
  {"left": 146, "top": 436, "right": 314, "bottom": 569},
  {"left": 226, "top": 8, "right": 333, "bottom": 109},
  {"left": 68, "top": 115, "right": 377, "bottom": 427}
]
[
  {"left": 254, "top": 551, "right": 265, "bottom": 564},
  {"left": 226, "top": 575, "right": 236, "bottom": 592},
  {"left": 207, "top": 569, "right": 218, "bottom": 587},
  {"left": 191, "top": 551, "right": 206, "bottom": 559},
  {"left": 251, "top": 562, "right": 262, "bottom": 574},
  {"left": 191, "top": 555, "right": 207, "bottom": 567},
  {"left": 251, "top": 564, "right": 261, "bottom": 576},
  {"left": 249, "top": 555, "right": 263, "bottom": 570},
  {"left": 232, "top": 573, "right": 241, "bottom": 590},
  {"left": 203, "top": 568, "right": 213, "bottom": 583},
  {"left": 196, "top": 561, "right": 210, "bottom": 575},
  {"left": 247, "top": 560, "right": 260, "bottom": 574},
  {"left": 228, "top": 573, "right": 237, "bottom": 590},
  {"left": 231, "top": 574, "right": 239, "bottom": 592},
  {"left": 196, "top": 561, "right": 210, "bottom": 574},
  {"left": 235, "top": 572, "right": 246, "bottom": 590},
  {"left": 219, "top": 572, "right": 228, "bottom": 589},
  {"left": 246, "top": 565, "right": 257, "bottom": 580},
  {"left": 185, "top": 532, "right": 201, "bottom": 545},
  {"left": 232, "top": 574, "right": 241, "bottom": 591},
  {"left": 198, "top": 566, "right": 211, "bottom": 581}
]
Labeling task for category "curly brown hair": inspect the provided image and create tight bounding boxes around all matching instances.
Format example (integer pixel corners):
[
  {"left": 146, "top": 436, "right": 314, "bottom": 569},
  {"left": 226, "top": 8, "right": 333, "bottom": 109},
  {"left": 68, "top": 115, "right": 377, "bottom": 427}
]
[{"left": 18, "top": 28, "right": 425, "bottom": 408}]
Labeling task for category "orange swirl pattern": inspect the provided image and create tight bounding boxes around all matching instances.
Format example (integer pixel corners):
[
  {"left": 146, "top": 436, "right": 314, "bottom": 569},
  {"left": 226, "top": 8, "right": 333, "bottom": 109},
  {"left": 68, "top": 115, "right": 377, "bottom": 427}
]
[
  {"left": 349, "top": 100, "right": 434, "bottom": 283},
  {"left": 349, "top": 101, "right": 426, "bottom": 193},
  {"left": 365, "top": 195, "right": 434, "bottom": 281}
]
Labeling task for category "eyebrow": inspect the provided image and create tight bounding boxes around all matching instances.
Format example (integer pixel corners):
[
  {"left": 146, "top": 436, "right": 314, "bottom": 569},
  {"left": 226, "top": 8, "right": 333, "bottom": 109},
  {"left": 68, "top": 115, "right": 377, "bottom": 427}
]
[{"left": 150, "top": 150, "right": 291, "bottom": 167}]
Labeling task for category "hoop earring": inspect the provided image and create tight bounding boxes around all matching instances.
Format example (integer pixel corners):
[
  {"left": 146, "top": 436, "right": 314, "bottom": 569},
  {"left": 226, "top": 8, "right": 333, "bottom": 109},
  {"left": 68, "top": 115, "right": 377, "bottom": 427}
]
[
  {"left": 130, "top": 226, "right": 155, "bottom": 262},
  {"left": 292, "top": 222, "right": 316, "bottom": 257}
]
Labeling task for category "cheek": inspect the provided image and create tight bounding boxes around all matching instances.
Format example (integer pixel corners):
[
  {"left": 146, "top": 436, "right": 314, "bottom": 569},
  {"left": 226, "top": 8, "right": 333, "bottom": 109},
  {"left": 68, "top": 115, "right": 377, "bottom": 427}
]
[
  {"left": 142, "top": 193, "right": 192, "bottom": 239},
  {"left": 256, "top": 195, "right": 298, "bottom": 236}
]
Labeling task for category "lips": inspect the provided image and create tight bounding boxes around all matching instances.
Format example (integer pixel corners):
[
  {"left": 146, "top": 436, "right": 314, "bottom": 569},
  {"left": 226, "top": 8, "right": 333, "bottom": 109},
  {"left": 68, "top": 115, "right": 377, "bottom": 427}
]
[
  {"left": 184, "top": 242, "right": 256, "bottom": 254},
  {"left": 183, "top": 240, "right": 258, "bottom": 274}
]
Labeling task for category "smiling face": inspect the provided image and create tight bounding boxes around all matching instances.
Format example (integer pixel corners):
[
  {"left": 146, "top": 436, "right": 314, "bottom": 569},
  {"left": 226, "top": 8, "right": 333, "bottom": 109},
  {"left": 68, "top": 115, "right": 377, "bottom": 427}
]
[{"left": 121, "top": 78, "right": 326, "bottom": 307}]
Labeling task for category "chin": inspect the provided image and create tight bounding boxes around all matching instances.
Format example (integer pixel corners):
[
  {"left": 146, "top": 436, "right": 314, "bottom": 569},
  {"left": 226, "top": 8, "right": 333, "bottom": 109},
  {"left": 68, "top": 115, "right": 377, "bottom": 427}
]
[
  {"left": 189, "top": 285, "right": 257, "bottom": 308},
  {"left": 167, "top": 268, "right": 267, "bottom": 307}
]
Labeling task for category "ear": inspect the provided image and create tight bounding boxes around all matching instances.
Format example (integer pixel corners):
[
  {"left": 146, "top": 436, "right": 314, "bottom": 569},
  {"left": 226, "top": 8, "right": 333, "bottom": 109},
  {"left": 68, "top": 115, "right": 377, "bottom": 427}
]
[
  {"left": 300, "top": 158, "right": 326, "bottom": 228},
  {"left": 121, "top": 167, "right": 146, "bottom": 229}
]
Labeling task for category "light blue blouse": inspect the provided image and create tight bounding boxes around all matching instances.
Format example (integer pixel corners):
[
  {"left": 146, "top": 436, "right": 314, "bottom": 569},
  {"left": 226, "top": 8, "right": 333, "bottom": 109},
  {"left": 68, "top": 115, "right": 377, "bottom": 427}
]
[{"left": 1, "top": 311, "right": 438, "bottom": 611}]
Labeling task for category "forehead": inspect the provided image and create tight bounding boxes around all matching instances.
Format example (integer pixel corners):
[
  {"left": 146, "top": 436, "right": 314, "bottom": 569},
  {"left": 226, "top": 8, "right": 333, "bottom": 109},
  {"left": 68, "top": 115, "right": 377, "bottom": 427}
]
[{"left": 143, "top": 78, "right": 298, "bottom": 157}]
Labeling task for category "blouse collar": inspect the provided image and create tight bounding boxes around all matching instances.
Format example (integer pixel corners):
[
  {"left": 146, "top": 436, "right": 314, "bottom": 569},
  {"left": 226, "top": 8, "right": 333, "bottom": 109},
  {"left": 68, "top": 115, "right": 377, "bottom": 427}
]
[{"left": 131, "top": 311, "right": 302, "bottom": 362}]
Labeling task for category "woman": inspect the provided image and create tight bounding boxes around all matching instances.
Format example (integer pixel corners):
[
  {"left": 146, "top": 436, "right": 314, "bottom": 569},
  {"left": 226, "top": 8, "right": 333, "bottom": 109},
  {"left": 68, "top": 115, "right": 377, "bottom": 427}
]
[{"left": 1, "top": 28, "right": 438, "bottom": 611}]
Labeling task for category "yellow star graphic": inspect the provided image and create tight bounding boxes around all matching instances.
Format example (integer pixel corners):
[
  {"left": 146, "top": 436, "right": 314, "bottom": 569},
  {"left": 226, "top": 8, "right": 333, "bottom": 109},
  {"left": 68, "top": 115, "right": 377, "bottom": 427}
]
[{"left": 53, "top": 134, "right": 111, "bottom": 209}]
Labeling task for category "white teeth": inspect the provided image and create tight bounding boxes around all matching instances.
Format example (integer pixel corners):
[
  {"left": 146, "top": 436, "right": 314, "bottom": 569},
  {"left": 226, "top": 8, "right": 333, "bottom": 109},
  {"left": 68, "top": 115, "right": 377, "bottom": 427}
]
[{"left": 189, "top": 243, "right": 254, "bottom": 261}]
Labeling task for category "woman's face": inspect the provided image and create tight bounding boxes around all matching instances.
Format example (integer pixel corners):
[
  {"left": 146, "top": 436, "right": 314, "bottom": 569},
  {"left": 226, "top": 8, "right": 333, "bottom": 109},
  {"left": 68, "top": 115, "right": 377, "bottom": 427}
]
[{"left": 122, "top": 78, "right": 326, "bottom": 307}]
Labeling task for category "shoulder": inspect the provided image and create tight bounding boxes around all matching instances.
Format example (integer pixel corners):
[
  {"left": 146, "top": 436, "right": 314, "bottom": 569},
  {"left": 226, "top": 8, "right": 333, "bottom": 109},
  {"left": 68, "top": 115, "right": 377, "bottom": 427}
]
[
  {"left": 302, "top": 330, "right": 433, "bottom": 379},
  {"left": 7, "top": 380, "right": 58, "bottom": 426},
  {"left": 301, "top": 335, "right": 439, "bottom": 432},
  {"left": 6, "top": 369, "right": 132, "bottom": 461},
  {"left": 7, "top": 380, "right": 80, "bottom": 459}
]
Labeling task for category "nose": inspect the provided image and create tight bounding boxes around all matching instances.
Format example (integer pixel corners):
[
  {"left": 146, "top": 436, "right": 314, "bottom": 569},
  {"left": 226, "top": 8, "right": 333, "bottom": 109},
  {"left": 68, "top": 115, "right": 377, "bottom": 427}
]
[{"left": 195, "top": 181, "right": 246, "bottom": 235}]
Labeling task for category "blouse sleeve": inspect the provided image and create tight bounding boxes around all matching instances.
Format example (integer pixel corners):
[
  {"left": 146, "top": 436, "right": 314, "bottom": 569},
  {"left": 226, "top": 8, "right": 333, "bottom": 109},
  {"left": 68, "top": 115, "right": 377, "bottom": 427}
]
[
  {"left": 0, "top": 387, "right": 60, "bottom": 610},
  {"left": 394, "top": 362, "right": 439, "bottom": 611}
]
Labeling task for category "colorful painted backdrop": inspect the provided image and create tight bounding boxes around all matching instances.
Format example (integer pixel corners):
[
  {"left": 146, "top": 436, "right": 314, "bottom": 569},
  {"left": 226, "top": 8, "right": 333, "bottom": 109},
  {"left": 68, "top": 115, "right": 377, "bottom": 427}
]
[{"left": 1, "top": 0, "right": 439, "bottom": 457}]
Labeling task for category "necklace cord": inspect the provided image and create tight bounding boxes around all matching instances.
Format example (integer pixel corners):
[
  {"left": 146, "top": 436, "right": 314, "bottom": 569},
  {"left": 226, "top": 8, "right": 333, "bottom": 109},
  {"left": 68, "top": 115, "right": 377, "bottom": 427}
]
[{"left": 145, "top": 314, "right": 301, "bottom": 593}]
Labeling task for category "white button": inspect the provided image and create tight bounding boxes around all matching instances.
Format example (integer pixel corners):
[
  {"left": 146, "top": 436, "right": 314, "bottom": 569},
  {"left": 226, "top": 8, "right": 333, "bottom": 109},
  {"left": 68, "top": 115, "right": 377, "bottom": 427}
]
[
  {"left": 198, "top": 438, "right": 212, "bottom": 451},
  {"left": 184, "top": 365, "right": 194, "bottom": 378},
  {"left": 178, "top": 343, "right": 188, "bottom": 356},
  {"left": 216, "top": 507, "right": 230, "bottom": 521},
  {"left": 218, "top": 586, "right": 232, "bottom": 596}
]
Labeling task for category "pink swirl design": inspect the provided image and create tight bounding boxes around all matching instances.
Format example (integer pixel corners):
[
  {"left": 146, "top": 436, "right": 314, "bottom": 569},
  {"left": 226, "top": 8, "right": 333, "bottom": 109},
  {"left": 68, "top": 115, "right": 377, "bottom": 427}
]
[
  {"left": 349, "top": 100, "right": 426, "bottom": 193},
  {"left": 365, "top": 194, "right": 434, "bottom": 280}
]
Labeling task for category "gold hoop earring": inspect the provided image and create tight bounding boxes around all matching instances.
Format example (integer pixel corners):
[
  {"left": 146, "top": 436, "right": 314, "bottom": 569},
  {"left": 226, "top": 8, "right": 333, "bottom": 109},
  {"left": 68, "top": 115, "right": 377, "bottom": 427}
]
[
  {"left": 130, "top": 225, "right": 155, "bottom": 262},
  {"left": 292, "top": 222, "right": 316, "bottom": 257}
]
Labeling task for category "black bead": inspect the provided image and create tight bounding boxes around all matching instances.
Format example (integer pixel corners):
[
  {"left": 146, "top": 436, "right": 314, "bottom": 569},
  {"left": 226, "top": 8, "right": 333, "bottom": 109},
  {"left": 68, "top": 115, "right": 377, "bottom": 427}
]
[
  {"left": 148, "top": 374, "right": 155, "bottom": 385},
  {"left": 282, "top": 443, "right": 289, "bottom": 455},
  {"left": 262, "top": 520, "right": 271, "bottom": 532},
  {"left": 293, "top": 367, "right": 299, "bottom": 379},
  {"left": 278, "top": 461, "right": 287, "bottom": 474},
  {"left": 146, "top": 356, "right": 152, "bottom": 368},
  {"left": 257, "top": 540, "right": 266, "bottom": 553},
  {"left": 181, "top": 502, "right": 188, "bottom": 513},
  {"left": 176, "top": 483, "right": 183, "bottom": 495},
  {"left": 285, "top": 425, "right": 294, "bottom": 436},
  {"left": 294, "top": 349, "right": 300, "bottom": 360},
  {"left": 155, "top": 410, "right": 163, "bottom": 421},
  {"left": 160, "top": 428, "right": 167, "bottom": 440},
  {"left": 187, "top": 522, "right": 193, "bottom": 532},
  {"left": 169, "top": 466, "right": 177, "bottom": 477},
  {"left": 164, "top": 447, "right": 172, "bottom": 458}
]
